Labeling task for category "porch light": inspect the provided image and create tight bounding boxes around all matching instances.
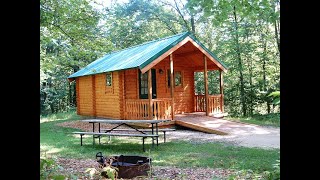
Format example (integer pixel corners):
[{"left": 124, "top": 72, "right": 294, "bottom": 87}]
[{"left": 159, "top": 69, "right": 164, "bottom": 74}]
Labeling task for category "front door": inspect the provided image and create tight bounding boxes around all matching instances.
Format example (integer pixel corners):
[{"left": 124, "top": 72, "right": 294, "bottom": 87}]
[{"left": 139, "top": 69, "right": 157, "bottom": 99}]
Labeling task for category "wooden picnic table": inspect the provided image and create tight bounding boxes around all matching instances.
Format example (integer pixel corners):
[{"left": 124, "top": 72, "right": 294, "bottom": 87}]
[{"left": 80, "top": 119, "right": 170, "bottom": 149}]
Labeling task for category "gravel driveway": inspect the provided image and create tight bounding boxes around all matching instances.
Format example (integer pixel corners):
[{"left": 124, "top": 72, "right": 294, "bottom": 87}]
[{"left": 166, "top": 125, "right": 280, "bottom": 149}]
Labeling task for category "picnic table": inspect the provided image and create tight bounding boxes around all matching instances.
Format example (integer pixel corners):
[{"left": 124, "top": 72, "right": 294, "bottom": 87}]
[{"left": 72, "top": 119, "right": 172, "bottom": 151}]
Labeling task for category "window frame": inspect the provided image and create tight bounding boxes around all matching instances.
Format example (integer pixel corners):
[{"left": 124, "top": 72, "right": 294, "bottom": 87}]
[
  {"left": 174, "top": 71, "right": 182, "bottom": 87},
  {"left": 106, "top": 72, "right": 112, "bottom": 87},
  {"left": 166, "top": 69, "right": 183, "bottom": 91}
]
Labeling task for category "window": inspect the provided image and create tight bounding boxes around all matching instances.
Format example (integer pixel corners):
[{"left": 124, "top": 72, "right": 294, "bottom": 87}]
[
  {"left": 139, "top": 69, "right": 156, "bottom": 99},
  {"left": 175, "top": 71, "right": 182, "bottom": 86},
  {"left": 167, "top": 70, "right": 183, "bottom": 87},
  {"left": 140, "top": 72, "right": 148, "bottom": 96},
  {"left": 106, "top": 72, "right": 112, "bottom": 86},
  {"left": 167, "top": 69, "right": 171, "bottom": 87}
]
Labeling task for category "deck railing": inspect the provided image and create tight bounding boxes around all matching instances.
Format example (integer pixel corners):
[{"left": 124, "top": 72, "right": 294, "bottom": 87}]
[
  {"left": 125, "top": 98, "right": 172, "bottom": 120},
  {"left": 208, "top": 95, "right": 222, "bottom": 114},
  {"left": 194, "top": 95, "right": 206, "bottom": 112},
  {"left": 194, "top": 94, "right": 222, "bottom": 114}
]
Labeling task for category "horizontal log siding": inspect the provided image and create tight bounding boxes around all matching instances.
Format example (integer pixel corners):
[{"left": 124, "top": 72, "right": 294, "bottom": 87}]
[
  {"left": 119, "top": 71, "right": 125, "bottom": 119},
  {"left": 95, "top": 72, "right": 121, "bottom": 119},
  {"left": 78, "top": 76, "right": 93, "bottom": 116},
  {"left": 124, "top": 69, "right": 138, "bottom": 99}
]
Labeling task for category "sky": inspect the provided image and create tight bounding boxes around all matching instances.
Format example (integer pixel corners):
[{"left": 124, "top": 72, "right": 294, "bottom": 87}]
[{"left": 89, "top": 0, "right": 129, "bottom": 11}]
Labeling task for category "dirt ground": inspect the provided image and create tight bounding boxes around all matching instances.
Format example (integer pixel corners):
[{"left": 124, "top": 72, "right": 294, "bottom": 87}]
[{"left": 56, "top": 157, "right": 234, "bottom": 180}]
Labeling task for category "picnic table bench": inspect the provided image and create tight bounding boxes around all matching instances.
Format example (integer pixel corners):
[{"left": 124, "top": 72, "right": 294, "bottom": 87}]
[
  {"left": 100, "top": 128, "right": 175, "bottom": 143},
  {"left": 72, "top": 119, "right": 171, "bottom": 152},
  {"left": 72, "top": 132, "right": 158, "bottom": 152}
]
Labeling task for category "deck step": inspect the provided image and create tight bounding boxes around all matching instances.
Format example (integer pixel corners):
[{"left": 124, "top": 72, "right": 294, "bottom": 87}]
[{"left": 212, "top": 112, "right": 228, "bottom": 118}]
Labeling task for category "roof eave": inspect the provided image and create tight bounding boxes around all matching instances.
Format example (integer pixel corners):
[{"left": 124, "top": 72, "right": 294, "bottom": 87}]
[
  {"left": 140, "top": 33, "right": 228, "bottom": 73},
  {"left": 139, "top": 32, "right": 191, "bottom": 72}
]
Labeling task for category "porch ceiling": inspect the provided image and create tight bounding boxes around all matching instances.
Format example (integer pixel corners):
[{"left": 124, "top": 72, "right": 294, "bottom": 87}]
[{"left": 172, "top": 41, "right": 219, "bottom": 71}]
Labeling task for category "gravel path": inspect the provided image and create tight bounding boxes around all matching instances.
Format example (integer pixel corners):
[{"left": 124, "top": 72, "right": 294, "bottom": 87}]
[{"left": 166, "top": 127, "right": 280, "bottom": 149}]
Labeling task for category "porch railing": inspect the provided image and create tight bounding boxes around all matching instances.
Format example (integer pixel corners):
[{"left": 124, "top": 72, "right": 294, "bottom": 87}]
[
  {"left": 194, "top": 95, "right": 206, "bottom": 112},
  {"left": 125, "top": 98, "right": 172, "bottom": 120},
  {"left": 194, "top": 94, "right": 222, "bottom": 114}
]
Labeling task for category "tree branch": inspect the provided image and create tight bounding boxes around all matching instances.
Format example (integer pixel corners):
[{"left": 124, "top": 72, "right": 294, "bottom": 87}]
[
  {"left": 173, "top": 0, "right": 191, "bottom": 31},
  {"left": 52, "top": 23, "right": 75, "bottom": 43}
]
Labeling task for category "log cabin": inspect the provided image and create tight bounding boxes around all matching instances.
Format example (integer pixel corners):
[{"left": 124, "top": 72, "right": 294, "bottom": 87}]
[{"left": 68, "top": 32, "right": 228, "bottom": 121}]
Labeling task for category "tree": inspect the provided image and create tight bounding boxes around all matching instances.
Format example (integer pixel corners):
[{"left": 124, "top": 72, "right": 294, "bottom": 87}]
[{"left": 187, "top": 0, "right": 280, "bottom": 116}]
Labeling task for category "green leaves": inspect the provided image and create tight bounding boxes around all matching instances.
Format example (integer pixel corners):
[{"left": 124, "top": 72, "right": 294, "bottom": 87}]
[
  {"left": 102, "top": 166, "right": 119, "bottom": 180},
  {"left": 40, "top": 158, "right": 66, "bottom": 180},
  {"left": 40, "top": 0, "right": 109, "bottom": 115},
  {"left": 268, "top": 91, "right": 280, "bottom": 105},
  {"left": 268, "top": 91, "right": 280, "bottom": 97},
  {"left": 187, "top": 0, "right": 280, "bottom": 116}
]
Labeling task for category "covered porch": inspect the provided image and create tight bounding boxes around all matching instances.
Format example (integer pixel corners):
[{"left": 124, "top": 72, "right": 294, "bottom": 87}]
[{"left": 123, "top": 39, "right": 226, "bottom": 120}]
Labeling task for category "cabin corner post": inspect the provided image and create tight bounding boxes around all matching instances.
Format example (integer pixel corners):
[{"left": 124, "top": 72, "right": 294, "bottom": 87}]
[
  {"left": 170, "top": 54, "right": 174, "bottom": 120},
  {"left": 204, "top": 55, "right": 209, "bottom": 116},
  {"left": 219, "top": 69, "right": 224, "bottom": 113},
  {"left": 148, "top": 70, "right": 153, "bottom": 119},
  {"left": 76, "top": 78, "right": 80, "bottom": 115}
]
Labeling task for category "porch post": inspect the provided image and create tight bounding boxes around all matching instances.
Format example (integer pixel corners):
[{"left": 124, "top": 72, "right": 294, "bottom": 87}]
[
  {"left": 204, "top": 55, "right": 209, "bottom": 116},
  {"left": 170, "top": 54, "right": 174, "bottom": 120},
  {"left": 148, "top": 70, "right": 153, "bottom": 119},
  {"left": 219, "top": 69, "right": 224, "bottom": 113}
]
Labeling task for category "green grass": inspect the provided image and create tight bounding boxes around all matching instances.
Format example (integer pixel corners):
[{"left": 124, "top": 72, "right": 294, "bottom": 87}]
[
  {"left": 40, "top": 110, "right": 87, "bottom": 123},
  {"left": 40, "top": 111, "right": 279, "bottom": 172},
  {"left": 225, "top": 113, "right": 280, "bottom": 127}
]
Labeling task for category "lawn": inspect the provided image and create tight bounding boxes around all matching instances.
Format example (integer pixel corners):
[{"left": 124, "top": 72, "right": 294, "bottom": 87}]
[
  {"left": 224, "top": 113, "right": 280, "bottom": 127},
  {"left": 40, "top": 111, "right": 280, "bottom": 178}
]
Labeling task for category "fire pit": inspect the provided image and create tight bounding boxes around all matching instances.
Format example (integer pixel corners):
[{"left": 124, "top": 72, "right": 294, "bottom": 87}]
[{"left": 96, "top": 152, "right": 151, "bottom": 179}]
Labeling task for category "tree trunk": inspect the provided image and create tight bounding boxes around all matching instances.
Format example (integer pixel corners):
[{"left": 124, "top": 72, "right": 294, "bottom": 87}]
[
  {"left": 72, "top": 66, "right": 79, "bottom": 107},
  {"left": 273, "top": 0, "right": 280, "bottom": 55},
  {"left": 233, "top": 5, "right": 247, "bottom": 116},
  {"left": 274, "top": 19, "right": 280, "bottom": 55},
  {"left": 249, "top": 62, "right": 253, "bottom": 116},
  {"left": 50, "top": 103, "right": 55, "bottom": 114},
  {"left": 262, "top": 39, "right": 271, "bottom": 114},
  {"left": 190, "top": 14, "right": 195, "bottom": 34},
  {"left": 68, "top": 82, "right": 72, "bottom": 106},
  {"left": 243, "top": 24, "right": 253, "bottom": 116},
  {"left": 245, "top": 30, "right": 253, "bottom": 116}
]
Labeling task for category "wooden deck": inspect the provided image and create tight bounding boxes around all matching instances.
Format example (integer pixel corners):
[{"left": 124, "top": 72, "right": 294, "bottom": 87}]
[
  {"left": 174, "top": 112, "right": 229, "bottom": 135},
  {"left": 128, "top": 120, "right": 176, "bottom": 129},
  {"left": 108, "top": 112, "right": 235, "bottom": 135}
]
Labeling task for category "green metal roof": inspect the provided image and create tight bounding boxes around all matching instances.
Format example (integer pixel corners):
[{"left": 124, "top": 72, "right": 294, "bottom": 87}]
[{"left": 68, "top": 32, "right": 227, "bottom": 79}]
